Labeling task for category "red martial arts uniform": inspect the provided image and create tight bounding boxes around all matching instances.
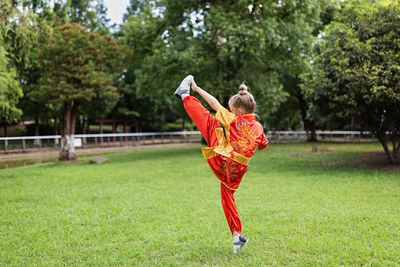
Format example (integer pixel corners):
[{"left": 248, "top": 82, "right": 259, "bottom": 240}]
[{"left": 184, "top": 96, "right": 269, "bottom": 234}]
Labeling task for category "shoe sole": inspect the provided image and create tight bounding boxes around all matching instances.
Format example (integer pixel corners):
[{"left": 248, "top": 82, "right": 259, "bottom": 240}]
[{"left": 233, "top": 239, "right": 249, "bottom": 254}]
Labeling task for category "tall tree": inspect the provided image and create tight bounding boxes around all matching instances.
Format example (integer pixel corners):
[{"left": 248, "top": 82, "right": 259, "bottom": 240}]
[
  {"left": 268, "top": 0, "right": 340, "bottom": 141},
  {"left": 120, "top": 0, "right": 175, "bottom": 132},
  {"left": 301, "top": 0, "right": 400, "bottom": 165},
  {"left": 38, "top": 23, "right": 125, "bottom": 160},
  {"left": 0, "top": 0, "right": 39, "bottom": 136},
  {"left": 13, "top": 0, "right": 112, "bottom": 138},
  {"left": 0, "top": 47, "right": 22, "bottom": 136}
]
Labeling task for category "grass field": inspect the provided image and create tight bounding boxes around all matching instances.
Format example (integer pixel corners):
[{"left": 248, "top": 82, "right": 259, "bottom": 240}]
[{"left": 1, "top": 142, "right": 399, "bottom": 266}]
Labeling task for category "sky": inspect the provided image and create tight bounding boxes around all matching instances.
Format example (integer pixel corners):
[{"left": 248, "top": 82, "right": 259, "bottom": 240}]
[{"left": 104, "top": 0, "right": 130, "bottom": 25}]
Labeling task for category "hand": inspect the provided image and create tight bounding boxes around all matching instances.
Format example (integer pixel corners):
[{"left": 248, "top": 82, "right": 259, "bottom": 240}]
[{"left": 190, "top": 77, "right": 199, "bottom": 92}]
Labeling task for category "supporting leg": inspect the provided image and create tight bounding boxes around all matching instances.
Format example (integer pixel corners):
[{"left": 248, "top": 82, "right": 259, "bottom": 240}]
[{"left": 220, "top": 183, "right": 242, "bottom": 234}]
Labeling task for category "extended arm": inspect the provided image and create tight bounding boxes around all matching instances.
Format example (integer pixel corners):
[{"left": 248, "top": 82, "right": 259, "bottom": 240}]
[{"left": 190, "top": 77, "right": 221, "bottom": 112}]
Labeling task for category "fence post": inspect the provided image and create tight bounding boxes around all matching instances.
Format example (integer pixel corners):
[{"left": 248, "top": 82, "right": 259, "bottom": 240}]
[
  {"left": 22, "top": 139, "right": 26, "bottom": 151},
  {"left": 5, "top": 140, "right": 8, "bottom": 151}
]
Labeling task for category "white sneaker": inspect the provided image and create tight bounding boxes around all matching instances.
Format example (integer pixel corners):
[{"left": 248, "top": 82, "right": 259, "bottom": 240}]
[
  {"left": 233, "top": 235, "right": 248, "bottom": 254},
  {"left": 174, "top": 75, "right": 193, "bottom": 99}
]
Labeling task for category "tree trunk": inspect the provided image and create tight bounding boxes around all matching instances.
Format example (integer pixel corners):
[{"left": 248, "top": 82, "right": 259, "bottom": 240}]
[
  {"left": 85, "top": 119, "right": 90, "bottom": 144},
  {"left": 99, "top": 119, "right": 103, "bottom": 145},
  {"left": 86, "top": 119, "right": 90, "bottom": 134},
  {"left": 59, "top": 101, "right": 78, "bottom": 161},
  {"left": 124, "top": 120, "right": 127, "bottom": 142},
  {"left": 136, "top": 119, "right": 140, "bottom": 142},
  {"left": 306, "top": 126, "right": 317, "bottom": 142},
  {"left": 34, "top": 114, "right": 40, "bottom": 146},
  {"left": 296, "top": 92, "right": 317, "bottom": 142},
  {"left": 60, "top": 135, "right": 76, "bottom": 161},
  {"left": 390, "top": 131, "right": 400, "bottom": 165},
  {"left": 376, "top": 132, "right": 397, "bottom": 165},
  {"left": 54, "top": 118, "right": 59, "bottom": 146},
  {"left": 82, "top": 116, "right": 86, "bottom": 144},
  {"left": 112, "top": 119, "right": 116, "bottom": 143}
]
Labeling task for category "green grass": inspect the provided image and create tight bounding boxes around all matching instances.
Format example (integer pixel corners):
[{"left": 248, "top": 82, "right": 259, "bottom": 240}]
[{"left": 1, "top": 143, "right": 399, "bottom": 266}]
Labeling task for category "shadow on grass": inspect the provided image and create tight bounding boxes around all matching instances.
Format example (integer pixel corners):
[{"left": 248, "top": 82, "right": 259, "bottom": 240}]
[{"left": 251, "top": 143, "right": 399, "bottom": 176}]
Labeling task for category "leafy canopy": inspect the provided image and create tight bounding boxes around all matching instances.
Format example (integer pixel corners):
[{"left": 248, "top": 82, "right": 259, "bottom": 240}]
[
  {"left": 301, "top": 0, "right": 400, "bottom": 164},
  {"left": 0, "top": 47, "right": 23, "bottom": 126},
  {"left": 124, "top": 0, "right": 324, "bottom": 127},
  {"left": 39, "top": 23, "right": 124, "bottom": 105}
]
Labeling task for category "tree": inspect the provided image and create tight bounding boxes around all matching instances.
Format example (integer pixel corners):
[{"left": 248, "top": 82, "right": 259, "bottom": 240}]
[
  {"left": 0, "top": 47, "right": 22, "bottom": 136},
  {"left": 268, "top": 0, "right": 340, "bottom": 141},
  {"left": 38, "top": 23, "right": 125, "bottom": 160},
  {"left": 120, "top": 0, "right": 180, "bottom": 132},
  {"left": 0, "top": 0, "right": 38, "bottom": 136},
  {"left": 13, "top": 0, "right": 112, "bottom": 138},
  {"left": 63, "top": 0, "right": 110, "bottom": 33},
  {"left": 301, "top": 0, "right": 400, "bottom": 165},
  {"left": 123, "top": 0, "right": 324, "bottom": 131}
]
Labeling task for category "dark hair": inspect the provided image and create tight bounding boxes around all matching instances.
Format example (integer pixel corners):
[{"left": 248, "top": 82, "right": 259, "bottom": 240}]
[{"left": 228, "top": 83, "right": 256, "bottom": 114}]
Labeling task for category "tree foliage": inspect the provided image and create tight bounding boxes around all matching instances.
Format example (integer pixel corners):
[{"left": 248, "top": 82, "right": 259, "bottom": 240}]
[
  {"left": 7, "top": 0, "right": 113, "bottom": 138},
  {"left": 122, "top": 0, "right": 324, "bottom": 130},
  {"left": 39, "top": 23, "right": 125, "bottom": 160},
  {"left": 268, "top": 0, "right": 340, "bottom": 141},
  {"left": 301, "top": 0, "right": 400, "bottom": 164},
  {"left": 0, "top": 47, "right": 22, "bottom": 128},
  {"left": 0, "top": 0, "right": 37, "bottom": 133}
]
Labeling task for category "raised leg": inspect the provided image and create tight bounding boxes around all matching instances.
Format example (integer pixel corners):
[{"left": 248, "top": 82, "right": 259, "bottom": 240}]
[{"left": 183, "top": 96, "right": 220, "bottom": 147}]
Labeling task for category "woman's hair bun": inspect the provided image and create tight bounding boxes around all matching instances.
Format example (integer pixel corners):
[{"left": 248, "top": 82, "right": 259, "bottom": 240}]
[{"left": 239, "top": 83, "right": 248, "bottom": 95}]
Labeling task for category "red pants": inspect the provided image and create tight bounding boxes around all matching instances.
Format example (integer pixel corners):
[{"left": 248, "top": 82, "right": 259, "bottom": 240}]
[{"left": 184, "top": 96, "right": 242, "bottom": 234}]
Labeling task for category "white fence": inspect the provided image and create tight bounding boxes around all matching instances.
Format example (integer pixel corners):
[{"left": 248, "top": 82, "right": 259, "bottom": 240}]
[
  {"left": 271, "top": 130, "right": 375, "bottom": 142},
  {"left": 0, "top": 130, "right": 376, "bottom": 153},
  {"left": 0, "top": 131, "right": 202, "bottom": 152}
]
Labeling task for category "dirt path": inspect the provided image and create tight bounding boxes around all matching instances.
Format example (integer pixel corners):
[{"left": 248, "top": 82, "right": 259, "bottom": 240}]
[{"left": 0, "top": 142, "right": 201, "bottom": 169}]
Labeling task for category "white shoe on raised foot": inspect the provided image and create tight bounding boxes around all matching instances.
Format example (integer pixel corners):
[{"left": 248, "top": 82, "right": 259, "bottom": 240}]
[
  {"left": 174, "top": 75, "right": 193, "bottom": 99},
  {"left": 233, "top": 235, "right": 248, "bottom": 254}
]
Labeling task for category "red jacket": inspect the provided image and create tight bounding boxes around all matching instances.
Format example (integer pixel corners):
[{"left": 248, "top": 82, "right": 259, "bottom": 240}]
[{"left": 202, "top": 107, "right": 269, "bottom": 190}]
